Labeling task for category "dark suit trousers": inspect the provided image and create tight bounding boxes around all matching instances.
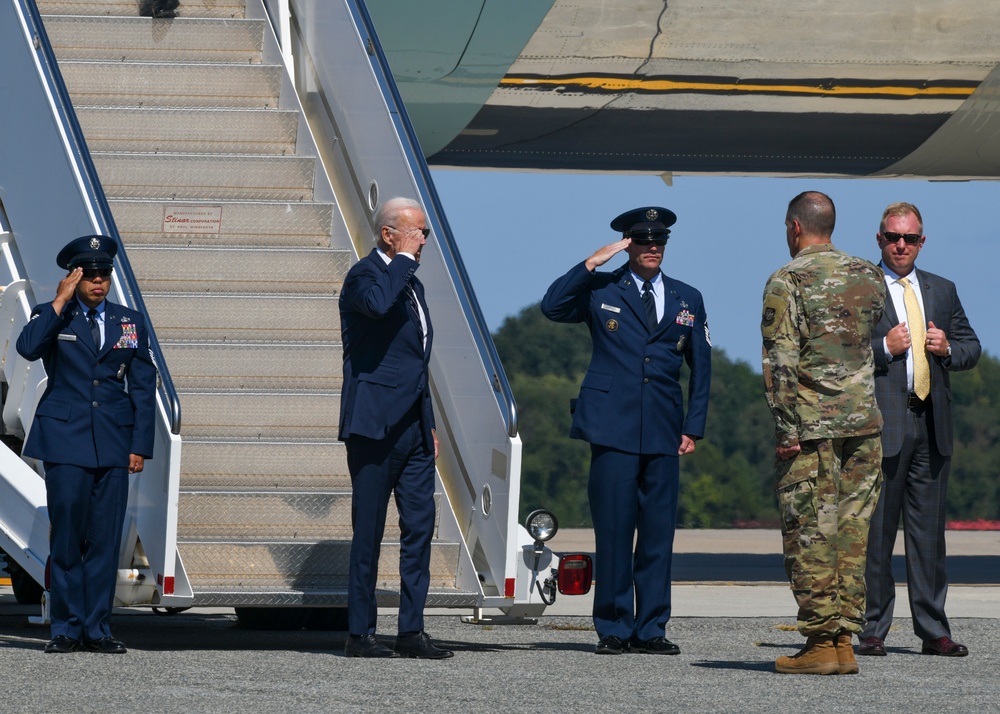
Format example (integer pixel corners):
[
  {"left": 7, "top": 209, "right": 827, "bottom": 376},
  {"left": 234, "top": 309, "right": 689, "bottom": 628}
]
[
  {"left": 588, "top": 445, "right": 679, "bottom": 642},
  {"left": 863, "top": 404, "right": 952, "bottom": 641},
  {"left": 44, "top": 463, "right": 129, "bottom": 641},
  {"left": 346, "top": 413, "right": 436, "bottom": 636}
]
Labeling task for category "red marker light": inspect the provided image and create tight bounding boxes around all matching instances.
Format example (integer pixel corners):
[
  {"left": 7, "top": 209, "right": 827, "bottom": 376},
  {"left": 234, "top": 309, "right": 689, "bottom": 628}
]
[{"left": 557, "top": 553, "right": 593, "bottom": 595}]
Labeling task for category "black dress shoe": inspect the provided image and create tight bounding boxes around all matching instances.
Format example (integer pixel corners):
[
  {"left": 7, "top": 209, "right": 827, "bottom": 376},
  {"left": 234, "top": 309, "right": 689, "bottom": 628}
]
[
  {"left": 394, "top": 631, "right": 454, "bottom": 659},
  {"left": 595, "top": 635, "right": 625, "bottom": 655},
  {"left": 922, "top": 636, "right": 969, "bottom": 657},
  {"left": 86, "top": 637, "right": 127, "bottom": 654},
  {"left": 630, "top": 636, "right": 681, "bottom": 655},
  {"left": 857, "top": 636, "right": 887, "bottom": 656},
  {"left": 344, "top": 634, "right": 400, "bottom": 658},
  {"left": 44, "top": 636, "right": 81, "bottom": 654}
]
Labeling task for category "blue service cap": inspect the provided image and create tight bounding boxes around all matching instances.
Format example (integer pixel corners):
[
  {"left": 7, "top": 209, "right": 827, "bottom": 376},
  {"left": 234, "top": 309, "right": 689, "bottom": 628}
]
[
  {"left": 610, "top": 206, "right": 677, "bottom": 238},
  {"left": 56, "top": 235, "right": 117, "bottom": 271}
]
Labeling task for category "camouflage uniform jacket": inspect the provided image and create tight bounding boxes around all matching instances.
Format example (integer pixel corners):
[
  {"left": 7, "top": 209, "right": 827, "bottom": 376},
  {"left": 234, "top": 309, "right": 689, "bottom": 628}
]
[{"left": 761, "top": 243, "right": 886, "bottom": 448}]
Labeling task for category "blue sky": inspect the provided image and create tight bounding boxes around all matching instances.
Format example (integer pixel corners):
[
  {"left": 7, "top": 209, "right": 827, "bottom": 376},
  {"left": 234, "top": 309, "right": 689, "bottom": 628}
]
[{"left": 432, "top": 170, "right": 997, "bottom": 370}]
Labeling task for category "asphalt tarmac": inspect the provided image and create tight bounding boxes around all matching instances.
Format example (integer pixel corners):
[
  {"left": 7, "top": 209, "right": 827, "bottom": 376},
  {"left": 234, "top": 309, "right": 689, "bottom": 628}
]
[{"left": 1, "top": 529, "right": 996, "bottom": 713}]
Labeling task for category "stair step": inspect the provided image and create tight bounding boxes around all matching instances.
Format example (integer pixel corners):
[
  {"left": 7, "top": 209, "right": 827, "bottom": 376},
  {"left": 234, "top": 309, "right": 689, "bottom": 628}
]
[
  {"left": 112, "top": 199, "right": 335, "bottom": 246},
  {"left": 145, "top": 293, "right": 340, "bottom": 341},
  {"left": 177, "top": 491, "right": 442, "bottom": 540},
  {"left": 180, "top": 440, "right": 350, "bottom": 490},
  {"left": 61, "top": 61, "right": 281, "bottom": 108},
  {"left": 92, "top": 152, "right": 315, "bottom": 201},
  {"left": 164, "top": 342, "right": 343, "bottom": 391},
  {"left": 178, "top": 391, "right": 342, "bottom": 437},
  {"left": 43, "top": 15, "right": 263, "bottom": 63},
  {"left": 37, "top": 0, "right": 246, "bottom": 18},
  {"left": 178, "top": 541, "right": 462, "bottom": 590},
  {"left": 129, "top": 246, "right": 350, "bottom": 292},
  {"left": 76, "top": 107, "right": 298, "bottom": 155}
]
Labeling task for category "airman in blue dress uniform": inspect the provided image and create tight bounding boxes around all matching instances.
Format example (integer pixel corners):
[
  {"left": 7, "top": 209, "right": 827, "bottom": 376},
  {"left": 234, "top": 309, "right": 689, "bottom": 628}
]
[
  {"left": 542, "top": 207, "right": 712, "bottom": 655},
  {"left": 17, "top": 235, "right": 156, "bottom": 654}
]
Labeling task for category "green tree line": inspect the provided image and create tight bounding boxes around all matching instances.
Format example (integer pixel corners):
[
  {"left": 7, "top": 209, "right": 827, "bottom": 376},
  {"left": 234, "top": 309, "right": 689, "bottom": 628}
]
[{"left": 495, "top": 303, "right": 999, "bottom": 528}]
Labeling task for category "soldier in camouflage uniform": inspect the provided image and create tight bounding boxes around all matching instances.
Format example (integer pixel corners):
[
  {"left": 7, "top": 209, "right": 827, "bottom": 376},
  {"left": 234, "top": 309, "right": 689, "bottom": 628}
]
[{"left": 761, "top": 191, "right": 886, "bottom": 675}]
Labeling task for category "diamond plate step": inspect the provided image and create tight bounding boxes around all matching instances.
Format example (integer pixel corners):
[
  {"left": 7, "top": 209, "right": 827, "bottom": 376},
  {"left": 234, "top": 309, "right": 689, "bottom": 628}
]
[
  {"left": 129, "top": 247, "right": 350, "bottom": 293},
  {"left": 61, "top": 61, "right": 281, "bottom": 108},
  {"left": 180, "top": 440, "right": 350, "bottom": 490},
  {"left": 177, "top": 491, "right": 443, "bottom": 540},
  {"left": 37, "top": 0, "right": 245, "bottom": 18},
  {"left": 178, "top": 391, "right": 341, "bottom": 438},
  {"left": 92, "top": 153, "right": 316, "bottom": 201},
  {"left": 76, "top": 107, "right": 298, "bottom": 155},
  {"left": 145, "top": 293, "right": 340, "bottom": 341},
  {"left": 164, "top": 342, "right": 342, "bottom": 391},
  {"left": 112, "top": 199, "right": 335, "bottom": 247},
  {"left": 189, "top": 588, "right": 478, "bottom": 608},
  {"left": 178, "top": 541, "right": 462, "bottom": 590},
  {"left": 43, "top": 16, "right": 264, "bottom": 63}
]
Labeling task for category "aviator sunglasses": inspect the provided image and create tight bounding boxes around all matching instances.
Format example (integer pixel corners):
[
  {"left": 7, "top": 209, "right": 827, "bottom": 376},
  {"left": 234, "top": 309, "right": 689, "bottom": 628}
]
[{"left": 81, "top": 268, "right": 112, "bottom": 279}]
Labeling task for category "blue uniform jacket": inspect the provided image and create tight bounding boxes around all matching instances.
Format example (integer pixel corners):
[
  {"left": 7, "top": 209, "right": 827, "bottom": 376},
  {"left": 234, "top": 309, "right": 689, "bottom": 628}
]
[
  {"left": 541, "top": 260, "right": 711, "bottom": 455},
  {"left": 16, "top": 299, "right": 156, "bottom": 467},
  {"left": 338, "top": 249, "right": 435, "bottom": 450}
]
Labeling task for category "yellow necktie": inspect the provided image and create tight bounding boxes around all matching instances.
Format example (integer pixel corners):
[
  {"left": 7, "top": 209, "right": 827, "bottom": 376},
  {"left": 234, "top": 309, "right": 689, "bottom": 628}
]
[{"left": 900, "top": 277, "right": 930, "bottom": 400}]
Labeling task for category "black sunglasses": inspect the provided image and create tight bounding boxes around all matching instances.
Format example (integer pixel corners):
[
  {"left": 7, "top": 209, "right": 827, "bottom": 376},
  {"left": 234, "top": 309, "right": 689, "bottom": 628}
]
[
  {"left": 631, "top": 237, "right": 669, "bottom": 246},
  {"left": 81, "top": 268, "right": 112, "bottom": 279},
  {"left": 881, "top": 231, "right": 921, "bottom": 245}
]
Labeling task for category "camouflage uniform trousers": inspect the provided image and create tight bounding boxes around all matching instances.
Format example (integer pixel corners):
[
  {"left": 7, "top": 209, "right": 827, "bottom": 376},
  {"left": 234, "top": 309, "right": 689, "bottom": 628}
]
[{"left": 776, "top": 434, "right": 882, "bottom": 637}]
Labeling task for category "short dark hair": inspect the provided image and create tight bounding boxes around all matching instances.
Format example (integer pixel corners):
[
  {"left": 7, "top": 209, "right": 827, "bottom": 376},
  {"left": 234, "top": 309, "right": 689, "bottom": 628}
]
[{"left": 787, "top": 191, "right": 836, "bottom": 237}]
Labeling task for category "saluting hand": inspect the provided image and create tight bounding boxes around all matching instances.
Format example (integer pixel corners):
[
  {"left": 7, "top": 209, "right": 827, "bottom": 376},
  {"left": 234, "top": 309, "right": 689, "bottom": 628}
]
[
  {"left": 52, "top": 268, "right": 83, "bottom": 314},
  {"left": 585, "top": 238, "right": 631, "bottom": 272}
]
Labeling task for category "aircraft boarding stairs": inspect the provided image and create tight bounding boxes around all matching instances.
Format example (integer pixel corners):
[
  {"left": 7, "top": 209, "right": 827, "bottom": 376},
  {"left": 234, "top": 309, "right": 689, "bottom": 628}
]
[{"left": 25, "top": 0, "right": 478, "bottom": 620}]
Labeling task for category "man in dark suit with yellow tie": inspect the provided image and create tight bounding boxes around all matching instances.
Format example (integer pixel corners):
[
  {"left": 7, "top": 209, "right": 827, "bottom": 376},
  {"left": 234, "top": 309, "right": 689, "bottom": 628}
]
[
  {"left": 338, "top": 197, "right": 452, "bottom": 659},
  {"left": 17, "top": 235, "right": 156, "bottom": 654},
  {"left": 859, "top": 203, "right": 980, "bottom": 658}
]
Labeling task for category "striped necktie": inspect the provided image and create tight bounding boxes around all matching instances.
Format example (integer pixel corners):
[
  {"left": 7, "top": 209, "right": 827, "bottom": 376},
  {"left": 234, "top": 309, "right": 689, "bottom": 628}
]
[{"left": 899, "top": 277, "right": 930, "bottom": 400}]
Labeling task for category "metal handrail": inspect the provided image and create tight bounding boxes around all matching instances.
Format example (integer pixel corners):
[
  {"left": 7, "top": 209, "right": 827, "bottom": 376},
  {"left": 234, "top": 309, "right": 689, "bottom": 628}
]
[
  {"left": 19, "top": 0, "right": 182, "bottom": 434},
  {"left": 347, "top": 0, "right": 519, "bottom": 437}
]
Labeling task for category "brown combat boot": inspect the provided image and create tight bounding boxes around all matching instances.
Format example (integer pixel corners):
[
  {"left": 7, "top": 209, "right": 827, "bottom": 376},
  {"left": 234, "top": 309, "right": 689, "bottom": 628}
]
[
  {"left": 835, "top": 632, "right": 859, "bottom": 674},
  {"left": 775, "top": 635, "right": 840, "bottom": 675}
]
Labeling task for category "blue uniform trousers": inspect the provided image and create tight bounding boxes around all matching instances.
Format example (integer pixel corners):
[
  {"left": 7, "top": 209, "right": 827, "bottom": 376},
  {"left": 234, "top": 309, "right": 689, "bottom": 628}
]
[
  {"left": 346, "top": 412, "right": 436, "bottom": 636},
  {"left": 44, "top": 463, "right": 128, "bottom": 642},
  {"left": 589, "top": 445, "right": 680, "bottom": 642}
]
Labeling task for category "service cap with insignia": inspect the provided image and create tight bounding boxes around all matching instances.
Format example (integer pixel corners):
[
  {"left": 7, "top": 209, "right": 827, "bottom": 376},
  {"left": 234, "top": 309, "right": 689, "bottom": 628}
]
[
  {"left": 56, "top": 235, "right": 118, "bottom": 271},
  {"left": 610, "top": 206, "right": 677, "bottom": 239}
]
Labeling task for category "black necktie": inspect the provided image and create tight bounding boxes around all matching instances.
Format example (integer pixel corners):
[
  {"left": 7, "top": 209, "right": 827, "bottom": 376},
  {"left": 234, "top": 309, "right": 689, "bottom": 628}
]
[
  {"left": 406, "top": 283, "right": 423, "bottom": 339},
  {"left": 641, "top": 281, "right": 657, "bottom": 330},
  {"left": 87, "top": 308, "right": 101, "bottom": 349}
]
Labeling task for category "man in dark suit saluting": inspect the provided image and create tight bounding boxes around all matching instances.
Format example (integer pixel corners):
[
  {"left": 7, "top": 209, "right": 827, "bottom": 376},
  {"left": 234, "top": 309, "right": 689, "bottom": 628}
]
[
  {"left": 17, "top": 235, "right": 156, "bottom": 654},
  {"left": 541, "top": 207, "right": 711, "bottom": 656},
  {"left": 339, "top": 197, "right": 452, "bottom": 659},
  {"left": 859, "top": 202, "right": 980, "bottom": 658}
]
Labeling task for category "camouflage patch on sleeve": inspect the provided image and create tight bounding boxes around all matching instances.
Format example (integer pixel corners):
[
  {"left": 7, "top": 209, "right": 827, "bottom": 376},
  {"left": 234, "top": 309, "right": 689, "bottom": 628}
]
[{"left": 761, "top": 293, "right": 789, "bottom": 341}]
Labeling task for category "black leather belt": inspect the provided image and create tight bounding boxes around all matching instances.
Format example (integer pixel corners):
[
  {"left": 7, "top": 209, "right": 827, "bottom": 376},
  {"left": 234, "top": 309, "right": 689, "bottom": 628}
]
[{"left": 907, "top": 393, "right": 929, "bottom": 410}]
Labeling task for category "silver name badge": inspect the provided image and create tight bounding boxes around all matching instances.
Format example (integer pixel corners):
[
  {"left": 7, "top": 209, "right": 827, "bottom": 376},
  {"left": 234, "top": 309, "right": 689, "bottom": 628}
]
[
  {"left": 600, "top": 303, "right": 621, "bottom": 313},
  {"left": 57, "top": 334, "right": 77, "bottom": 342}
]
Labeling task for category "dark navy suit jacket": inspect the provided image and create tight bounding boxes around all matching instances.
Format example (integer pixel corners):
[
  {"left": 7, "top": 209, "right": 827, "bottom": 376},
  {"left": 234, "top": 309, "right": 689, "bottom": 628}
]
[
  {"left": 541, "top": 260, "right": 711, "bottom": 455},
  {"left": 873, "top": 267, "right": 980, "bottom": 457},
  {"left": 17, "top": 298, "right": 156, "bottom": 467},
  {"left": 338, "top": 249, "right": 434, "bottom": 449}
]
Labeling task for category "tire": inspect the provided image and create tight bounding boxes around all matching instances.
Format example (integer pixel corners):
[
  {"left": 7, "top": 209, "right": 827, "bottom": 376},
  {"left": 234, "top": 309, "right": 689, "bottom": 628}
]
[
  {"left": 7, "top": 559, "right": 44, "bottom": 605},
  {"left": 306, "top": 607, "right": 349, "bottom": 631}
]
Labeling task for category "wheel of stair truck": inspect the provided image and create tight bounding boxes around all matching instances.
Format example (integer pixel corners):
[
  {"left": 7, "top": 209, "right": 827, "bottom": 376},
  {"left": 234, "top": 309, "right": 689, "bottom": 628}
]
[
  {"left": 4, "top": 555, "right": 44, "bottom": 605},
  {"left": 234, "top": 607, "right": 311, "bottom": 630}
]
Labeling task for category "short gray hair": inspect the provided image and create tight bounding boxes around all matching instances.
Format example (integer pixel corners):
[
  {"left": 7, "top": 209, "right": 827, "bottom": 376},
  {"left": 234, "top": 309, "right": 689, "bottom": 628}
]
[{"left": 374, "top": 197, "right": 423, "bottom": 235}]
